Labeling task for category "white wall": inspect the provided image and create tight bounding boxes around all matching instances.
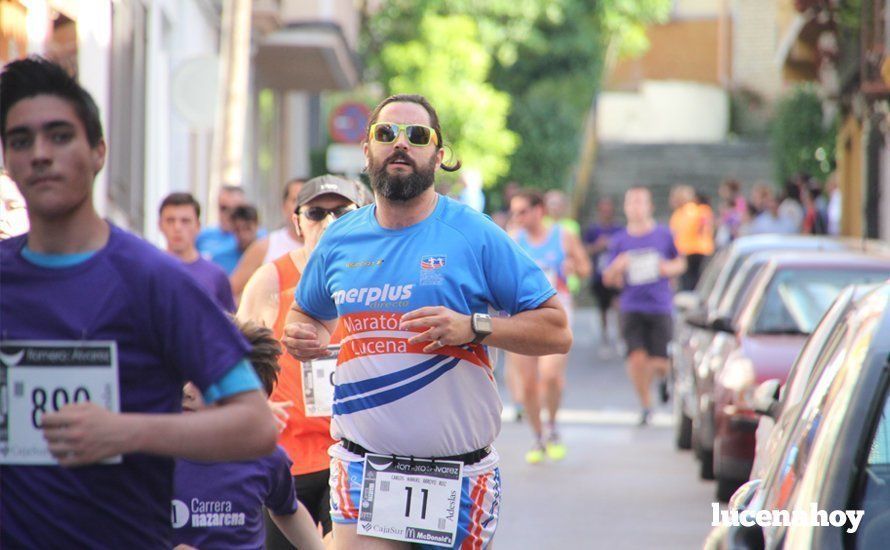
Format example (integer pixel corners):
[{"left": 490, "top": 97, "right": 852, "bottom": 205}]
[
  {"left": 598, "top": 80, "right": 729, "bottom": 143},
  {"left": 167, "top": 0, "right": 219, "bottom": 229},
  {"left": 144, "top": 0, "right": 219, "bottom": 245},
  {"left": 76, "top": 0, "right": 113, "bottom": 217}
]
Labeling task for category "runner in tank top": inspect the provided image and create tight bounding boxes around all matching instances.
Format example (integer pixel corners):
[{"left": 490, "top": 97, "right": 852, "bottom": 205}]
[
  {"left": 508, "top": 189, "right": 590, "bottom": 464},
  {"left": 238, "top": 175, "right": 361, "bottom": 548}
]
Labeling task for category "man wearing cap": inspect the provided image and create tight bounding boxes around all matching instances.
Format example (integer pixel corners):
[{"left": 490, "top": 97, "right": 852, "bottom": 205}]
[
  {"left": 238, "top": 174, "right": 361, "bottom": 548},
  {"left": 282, "top": 94, "right": 571, "bottom": 550}
]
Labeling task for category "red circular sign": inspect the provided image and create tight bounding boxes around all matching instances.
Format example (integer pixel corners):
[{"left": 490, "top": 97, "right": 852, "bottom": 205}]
[{"left": 329, "top": 102, "right": 371, "bottom": 144}]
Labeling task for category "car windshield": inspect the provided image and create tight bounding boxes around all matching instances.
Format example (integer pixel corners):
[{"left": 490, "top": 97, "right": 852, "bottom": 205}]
[
  {"left": 752, "top": 268, "right": 890, "bottom": 335},
  {"left": 715, "top": 259, "right": 767, "bottom": 321}
]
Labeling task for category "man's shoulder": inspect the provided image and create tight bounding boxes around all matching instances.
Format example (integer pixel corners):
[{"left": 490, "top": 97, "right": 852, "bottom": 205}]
[
  {"left": 107, "top": 226, "right": 202, "bottom": 285},
  {"left": 437, "top": 196, "right": 503, "bottom": 239}
]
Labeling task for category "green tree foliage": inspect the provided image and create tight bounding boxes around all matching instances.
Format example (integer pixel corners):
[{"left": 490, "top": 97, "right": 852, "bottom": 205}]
[
  {"left": 358, "top": 0, "right": 671, "bottom": 193},
  {"left": 771, "top": 84, "right": 836, "bottom": 184}
]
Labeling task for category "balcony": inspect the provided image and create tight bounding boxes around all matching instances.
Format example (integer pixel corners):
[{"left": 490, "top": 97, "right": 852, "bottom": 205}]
[{"left": 253, "top": 0, "right": 360, "bottom": 92}]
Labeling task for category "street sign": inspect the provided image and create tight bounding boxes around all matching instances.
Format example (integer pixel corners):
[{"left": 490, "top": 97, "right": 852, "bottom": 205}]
[
  {"left": 329, "top": 102, "right": 371, "bottom": 144},
  {"left": 326, "top": 144, "right": 365, "bottom": 175}
]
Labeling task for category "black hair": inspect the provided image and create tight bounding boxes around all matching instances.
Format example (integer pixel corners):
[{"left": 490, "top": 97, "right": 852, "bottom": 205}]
[
  {"left": 366, "top": 94, "right": 462, "bottom": 172},
  {"left": 231, "top": 204, "right": 258, "bottom": 223},
  {"left": 511, "top": 189, "right": 545, "bottom": 209},
  {"left": 0, "top": 56, "right": 103, "bottom": 148},
  {"left": 159, "top": 192, "right": 201, "bottom": 218}
]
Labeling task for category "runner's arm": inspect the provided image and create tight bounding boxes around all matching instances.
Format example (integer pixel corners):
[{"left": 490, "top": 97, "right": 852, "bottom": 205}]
[
  {"left": 270, "top": 505, "right": 325, "bottom": 550},
  {"left": 236, "top": 262, "right": 280, "bottom": 329},
  {"left": 229, "top": 237, "right": 270, "bottom": 299},
  {"left": 401, "top": 295, "right": 571, "bottom": 356},
  {"left": 601, "top": 253, "right": 628, "bottom": 288},
  {"left": 564, "top": 231, "right": 592, "bottom": 279},
  {"left": 660, "top": 255, "right": 687, "bottom": 278},
  {"left": 282, "top": 301, "right": 337, "bottom": 361},
  {"left": 487, "top": 295, "right": 571, "bottom": 355},
  {"left": 43, "top": 389, "right": 277, "bottom": 466}
]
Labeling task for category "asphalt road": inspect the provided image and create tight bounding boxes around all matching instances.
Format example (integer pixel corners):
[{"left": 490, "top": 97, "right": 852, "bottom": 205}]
[{"left": 490, "top": 308, "right": 715, "bottom": 549}]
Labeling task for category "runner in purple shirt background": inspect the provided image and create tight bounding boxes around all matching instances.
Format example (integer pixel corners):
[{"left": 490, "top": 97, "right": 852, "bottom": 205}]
[
  {"left": 173, "top": 321, "right": 323, "bottom": 550},
  {"left": 603, "top": 186, "right": 687, "bottom": 426},
  {"left": 582, "top": 196, "right": 624, "bottom": 355},
  {"left": 159, "top": 192, "right": 236, "bottom": 312}
]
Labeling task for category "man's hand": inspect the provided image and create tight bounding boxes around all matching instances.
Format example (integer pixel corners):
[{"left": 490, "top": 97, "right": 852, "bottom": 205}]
[
  {"left": 42, "top": 402, "right": 130, "bottom": 467},
  {"left": 400, "top": 306, "right": 475, "bottom": 352},
  {"left": 282, "top": 322, "right": 332, "bottom": 361},
  {"left": 269, "top": 400, "right": 293, "bottom": 433}
]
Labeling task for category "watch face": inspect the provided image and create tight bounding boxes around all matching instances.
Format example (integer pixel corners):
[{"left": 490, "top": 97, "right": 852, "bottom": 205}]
[{"left": 474, "top": 314, "right": 493, "bottom": 333}]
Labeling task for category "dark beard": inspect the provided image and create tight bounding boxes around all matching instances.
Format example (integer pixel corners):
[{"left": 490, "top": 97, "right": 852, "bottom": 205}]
[{"left": 369, "top": 150, "right": 437, "bottom": 202}]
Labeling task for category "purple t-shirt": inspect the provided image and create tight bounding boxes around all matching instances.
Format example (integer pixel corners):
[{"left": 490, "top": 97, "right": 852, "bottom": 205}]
[
  {"left": 606, "top": 224, "right": 679, "bottom": 314},
  {"left": 181, "top": 256, "right": 236, "bottom": 312},
  {"left": 172, "top": 446, "right": 298, "bottom": 549},
  {"left": 0, "top": 225, "right": 251, "bottom": 548},
  {"left": 583, "top": 222, "right": 623, "bottom": 280}
]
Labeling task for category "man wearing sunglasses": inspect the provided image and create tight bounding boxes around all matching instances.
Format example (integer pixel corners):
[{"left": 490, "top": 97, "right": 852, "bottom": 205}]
[
  {"left": 283, "top": 94, "right": 571, "bottom": 550},
  {"left": 238, "top": 174, "right": 361, "bottom": 549},
  {"left": 196, "top": 185, "right": 257, "bottom": 275}
]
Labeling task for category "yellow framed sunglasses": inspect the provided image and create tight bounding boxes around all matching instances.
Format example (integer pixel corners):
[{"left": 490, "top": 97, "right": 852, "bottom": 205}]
[{"left": 368, "top": 122, "right": 439, "bottom": 147}]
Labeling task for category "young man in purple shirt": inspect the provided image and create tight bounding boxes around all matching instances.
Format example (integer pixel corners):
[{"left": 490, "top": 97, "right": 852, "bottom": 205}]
[
  {"left": 602, "top": 186, "right": 686, "bottom": 425},
  {"left": 173, "top": 320, "right": 323, "bottom": 550},
  {"left": 159, "top": 192, "right": 236, "bottom": 312},
  {"left": 0, "top": 56, "right": 277, "bottom": 548},
  {"left": 582, "top": 196, "right": 624, "bottom": 355}
]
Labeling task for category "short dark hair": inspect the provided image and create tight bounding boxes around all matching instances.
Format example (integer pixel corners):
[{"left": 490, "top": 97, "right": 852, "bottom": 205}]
[
  {"left": 231, "top": 204, "right": 258, "bottom": 223},
  {"left": 159, "top": 192, "right": 201, "bottom": 218},
  {"left": 511, "top": 189, "right": 544, "bottom": 209},
  {"left": 283, "top": 178, "right": 306, "bottom": 202},
  {"left": 366, "top": 94, "right": 461, "bottom": 172},
  {"left": 235, "top": 319, "right": 281, "bottom": 396},
  {"left": 0, "top": 56, "right": 103, "bottom": 148}
]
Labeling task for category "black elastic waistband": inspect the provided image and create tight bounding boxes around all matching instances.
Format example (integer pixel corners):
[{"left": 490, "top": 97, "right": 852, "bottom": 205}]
[{"left": 340, "top": 438, "right": 491, "bottom": 466}]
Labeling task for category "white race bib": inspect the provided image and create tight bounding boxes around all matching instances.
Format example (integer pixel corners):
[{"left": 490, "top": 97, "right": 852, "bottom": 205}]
[
  {"left": 0, "top": 341, "right": 121, "bottom": 465},
  {"left": 357, "top": 454, "right": 463, "bottom": 548},
  {"left": 626, "top": 249, "right": 662, "bottom": 286},
  {"left": 302, "top": 345, "right": 338, "bottom": 417}
]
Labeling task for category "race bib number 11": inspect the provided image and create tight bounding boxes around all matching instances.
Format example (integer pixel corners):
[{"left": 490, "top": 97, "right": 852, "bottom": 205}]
[
  {"left": 358, "top": 454, "right": 463, "bottom": 548},
  {"left": 0, "top": 341, "right": 121, "bottom": 465}
]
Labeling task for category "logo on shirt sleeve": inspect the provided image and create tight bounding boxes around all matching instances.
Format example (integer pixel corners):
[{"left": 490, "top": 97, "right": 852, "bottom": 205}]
[{"left": 420, "top": 255, "right": 446, "bottom": 286}]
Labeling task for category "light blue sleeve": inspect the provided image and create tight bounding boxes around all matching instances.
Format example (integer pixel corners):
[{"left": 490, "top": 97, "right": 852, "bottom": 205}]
[
  {"left": 481, "top": 225, "right": 555, "bottom": 315},
  {"left": 295, "top": 239, "right": 339, "bottom": 321},
  {"left": 203, "top": 359, "right": 263, "bottom": 404}
]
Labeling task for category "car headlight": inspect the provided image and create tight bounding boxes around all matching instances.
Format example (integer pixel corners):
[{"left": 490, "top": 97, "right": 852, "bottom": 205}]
[{"left": 720, "top": 357, "right": 755, "bottom": 393}]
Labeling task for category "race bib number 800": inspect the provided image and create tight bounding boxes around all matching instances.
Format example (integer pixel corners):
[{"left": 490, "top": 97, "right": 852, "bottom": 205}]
[
  {"left": 0, "top": 341, "right": 121, "bottom": 465},
  {"left": 358, "top": 454, "right": 463, "bottom": 548}
]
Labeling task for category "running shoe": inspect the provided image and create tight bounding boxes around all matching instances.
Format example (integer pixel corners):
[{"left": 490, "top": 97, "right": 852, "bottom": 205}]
[
  {"left": 525, "top": 443, "right": 546, "bottom": 464},
  {"left": 514, "top": 404, "right": 524, "bottom": 423},
  {"left": 545, "top": 435, "right": 567, "bottom": 461},
  {"left": 638, "top": 408, "right": 651, "bottom": 427}
]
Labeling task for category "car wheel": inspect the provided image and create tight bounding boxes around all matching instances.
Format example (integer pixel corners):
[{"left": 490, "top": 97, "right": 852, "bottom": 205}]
[
  {"left": 716, "top": 476, "right": 741, "bottom": 503},
  {"left": 675, "top": 409, "right": 693, "bottom": 450}
]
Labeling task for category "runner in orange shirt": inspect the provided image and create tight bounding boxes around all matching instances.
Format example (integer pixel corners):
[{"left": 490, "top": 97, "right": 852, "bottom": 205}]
[
  {"left": 237, "top": 175, "right": 362, "bottom": 548},
  {"left": 669, "top": 185, "right": 714, "bottom": 291}
]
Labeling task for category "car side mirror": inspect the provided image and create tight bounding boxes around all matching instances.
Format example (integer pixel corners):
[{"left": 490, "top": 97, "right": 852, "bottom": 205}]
[
  {"left": 674, "top": 291, "right": 700, "bottom": 313},
  {"left": 711, "top": 316, "right": 735, "bottom": 334},
  {"left": 728, "top": 479, "right": 762, "bottom": 511},
  {"left": 753, "top": 379, "right": 781, "bottom": 419}
]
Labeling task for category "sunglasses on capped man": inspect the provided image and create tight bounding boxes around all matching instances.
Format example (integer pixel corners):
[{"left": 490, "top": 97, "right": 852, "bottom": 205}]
[
  {"left": 369, "top": 122, "right": 439, "bottom": 147},
  {"left": 297, "top": 205, "right": 357, "bottom": 222}
]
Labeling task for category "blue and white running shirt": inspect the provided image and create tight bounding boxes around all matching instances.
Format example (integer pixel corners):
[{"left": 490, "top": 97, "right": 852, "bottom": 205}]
[{"left": 296, "top": 195, "right": 555, "bottom": 458}]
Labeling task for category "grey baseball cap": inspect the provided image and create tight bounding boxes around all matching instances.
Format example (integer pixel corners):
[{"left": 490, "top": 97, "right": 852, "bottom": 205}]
[{"left": 296, "top": 174, "right": 362, "bottom": 209}]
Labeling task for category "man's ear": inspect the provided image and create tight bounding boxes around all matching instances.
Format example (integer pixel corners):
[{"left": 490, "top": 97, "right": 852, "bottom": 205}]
[{"left": 91, "top": 138, "right": 107, "bottom": 174}]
